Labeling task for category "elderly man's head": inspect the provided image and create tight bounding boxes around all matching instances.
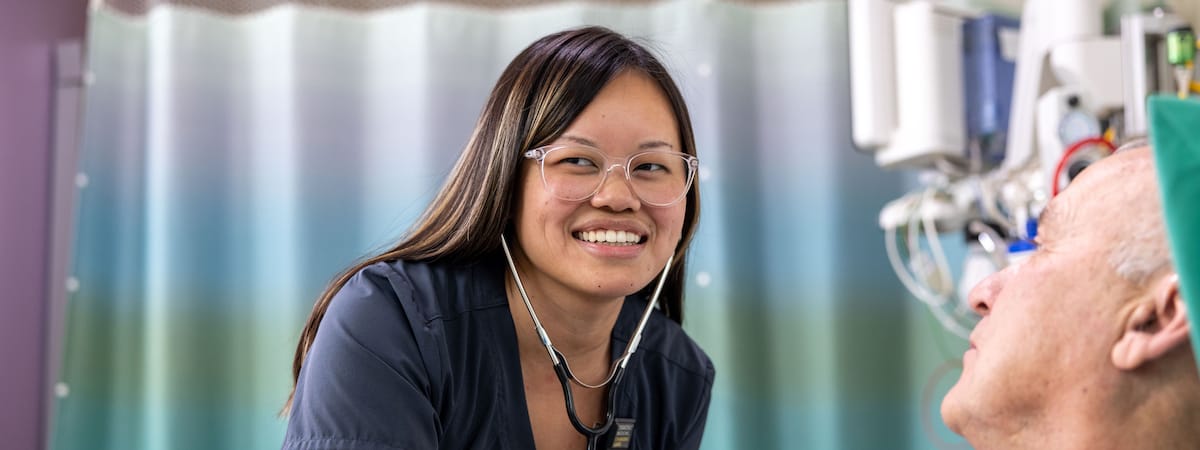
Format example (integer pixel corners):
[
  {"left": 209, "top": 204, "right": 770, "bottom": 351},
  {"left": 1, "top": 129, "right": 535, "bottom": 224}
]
[{"left": 941, "top": 146, "right": 1199, "bottom": 449}]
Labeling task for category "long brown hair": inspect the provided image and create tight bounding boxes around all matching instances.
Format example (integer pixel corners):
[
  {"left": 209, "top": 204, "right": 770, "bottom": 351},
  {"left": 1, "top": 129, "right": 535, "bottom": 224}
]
[{"left": 285, "top": 26, "right": 701, "bottom": 413}]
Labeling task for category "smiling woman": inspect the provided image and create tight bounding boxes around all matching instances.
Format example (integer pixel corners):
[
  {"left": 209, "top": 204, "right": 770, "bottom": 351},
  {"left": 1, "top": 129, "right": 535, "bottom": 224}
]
[{"left": 281, "top": 27, "right": 713, "bottom": 450}]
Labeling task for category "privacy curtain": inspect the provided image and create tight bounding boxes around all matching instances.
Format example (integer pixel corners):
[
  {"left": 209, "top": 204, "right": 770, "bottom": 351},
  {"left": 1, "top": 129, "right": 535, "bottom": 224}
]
[{"left": 56, "top": 1, "right": 972, "bottom": 449}]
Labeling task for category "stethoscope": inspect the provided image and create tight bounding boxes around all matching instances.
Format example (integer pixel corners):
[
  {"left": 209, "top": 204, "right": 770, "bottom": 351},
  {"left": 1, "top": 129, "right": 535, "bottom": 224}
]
[{"left": 500, "top": 235, "right": 673, "bottom": 450}]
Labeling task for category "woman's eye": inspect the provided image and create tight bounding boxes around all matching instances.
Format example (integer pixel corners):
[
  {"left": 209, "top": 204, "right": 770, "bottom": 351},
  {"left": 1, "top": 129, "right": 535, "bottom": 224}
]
[
  {"left": 634, "top": 162, "right": 668, "bottom": 173},
  {"left": 562, "top": 157, "right": 598, "bottom": 167}
]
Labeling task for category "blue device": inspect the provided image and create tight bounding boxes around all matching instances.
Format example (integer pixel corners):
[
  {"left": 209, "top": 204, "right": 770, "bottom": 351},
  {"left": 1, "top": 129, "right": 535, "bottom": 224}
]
[{"left": 963, "top": 14, "right": 1020, "bottom": 164}]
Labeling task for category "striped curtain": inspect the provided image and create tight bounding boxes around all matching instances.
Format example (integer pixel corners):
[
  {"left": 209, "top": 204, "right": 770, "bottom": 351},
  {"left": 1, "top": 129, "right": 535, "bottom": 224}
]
[{"left": 57, "top": 1, "right": 972, "bottom": 448}]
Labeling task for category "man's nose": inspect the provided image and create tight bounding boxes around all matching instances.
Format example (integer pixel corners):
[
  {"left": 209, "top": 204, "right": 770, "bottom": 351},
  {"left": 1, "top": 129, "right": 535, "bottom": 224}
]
[
  {"left": 590, "top": 165, "right": 641, "bottom": 211},
  {"left": 968, "top": 268, "right": 1007, "bottom": 316}
]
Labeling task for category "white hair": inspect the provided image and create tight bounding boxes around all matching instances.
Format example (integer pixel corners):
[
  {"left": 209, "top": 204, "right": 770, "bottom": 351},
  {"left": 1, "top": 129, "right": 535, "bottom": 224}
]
[
  {"left": 1109, "top": 218, "right": 1172, "bottom": 286},
  {"left": 1107, "top": 139, "right": 1173, "bottom": 286}
]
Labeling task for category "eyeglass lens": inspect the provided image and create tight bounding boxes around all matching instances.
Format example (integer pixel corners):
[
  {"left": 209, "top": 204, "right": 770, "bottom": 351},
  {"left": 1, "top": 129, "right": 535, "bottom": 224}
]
[{"left": 538, "top": 146, "right": 694, "bottom": 206}]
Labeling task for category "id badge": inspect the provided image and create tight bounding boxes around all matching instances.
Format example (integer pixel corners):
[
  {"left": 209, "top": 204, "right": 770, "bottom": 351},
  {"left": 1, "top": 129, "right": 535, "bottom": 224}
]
[{"left": 607, "top": 418, "right": 635, "bottom": 449}]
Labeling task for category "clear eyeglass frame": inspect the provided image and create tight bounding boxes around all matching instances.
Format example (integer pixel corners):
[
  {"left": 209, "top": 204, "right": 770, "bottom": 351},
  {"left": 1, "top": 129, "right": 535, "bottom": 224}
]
[{"left": 523, "top": 144, "right": 700, "bottom": 207}]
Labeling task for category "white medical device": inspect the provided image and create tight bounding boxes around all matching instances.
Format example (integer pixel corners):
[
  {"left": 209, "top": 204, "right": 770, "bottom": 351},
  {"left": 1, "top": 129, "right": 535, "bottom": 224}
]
[{"left": 850, "top": 0, "right": 1195, "bottom": 338}]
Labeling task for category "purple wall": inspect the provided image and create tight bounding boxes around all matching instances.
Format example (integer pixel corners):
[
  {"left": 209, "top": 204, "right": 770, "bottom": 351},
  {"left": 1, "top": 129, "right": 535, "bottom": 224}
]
[{"left": 0, "top": 1, "right": 87, "bottom": 449}]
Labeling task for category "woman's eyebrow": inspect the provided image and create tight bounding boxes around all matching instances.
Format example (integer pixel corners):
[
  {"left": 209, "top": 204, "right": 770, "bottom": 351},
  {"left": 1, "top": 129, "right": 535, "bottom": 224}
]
[
  {"left": 559, "top": 134, "right": 674, "bottom": 151},
  {"left": 639, "top": 140, "right": 674, "bottom": 150},
  {"left": 559, "top": 134, "right": 597, "bottom": 147}
]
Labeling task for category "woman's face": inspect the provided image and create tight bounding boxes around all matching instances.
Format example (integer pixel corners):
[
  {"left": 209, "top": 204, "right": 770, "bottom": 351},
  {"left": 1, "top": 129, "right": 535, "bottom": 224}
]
[{"left": 512, "top": 70, "right": 688, "bottom": 302}]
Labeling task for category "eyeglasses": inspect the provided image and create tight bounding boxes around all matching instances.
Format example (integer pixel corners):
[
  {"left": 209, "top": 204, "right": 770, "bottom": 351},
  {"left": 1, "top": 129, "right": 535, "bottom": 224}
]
[{"left": 524, "top": 145, "right": 699, "bottom": 207}]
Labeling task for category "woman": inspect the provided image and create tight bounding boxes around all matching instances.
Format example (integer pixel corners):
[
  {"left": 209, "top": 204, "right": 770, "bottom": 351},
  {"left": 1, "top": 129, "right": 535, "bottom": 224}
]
[{"left": 283, "top": 26, "right": 713, "bottom": 450}]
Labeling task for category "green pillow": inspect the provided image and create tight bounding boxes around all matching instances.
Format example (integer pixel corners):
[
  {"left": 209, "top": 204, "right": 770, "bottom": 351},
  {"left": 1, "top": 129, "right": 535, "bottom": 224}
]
[{"left": 1148, "top": 94, "right": 1200, "bottom": 370}]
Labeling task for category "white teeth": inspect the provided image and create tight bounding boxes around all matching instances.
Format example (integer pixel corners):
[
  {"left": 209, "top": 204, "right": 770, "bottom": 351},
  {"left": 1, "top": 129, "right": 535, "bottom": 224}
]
[{"left": 575, "top": 229, "right": 643, "bottom": 245}]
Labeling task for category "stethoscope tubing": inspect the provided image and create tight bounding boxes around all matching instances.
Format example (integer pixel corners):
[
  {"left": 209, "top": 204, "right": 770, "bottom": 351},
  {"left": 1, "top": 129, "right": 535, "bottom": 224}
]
[
  {"left": 499, "top": 235, "right": 674, "bottom": 448},
  {"left": 555, "top": 352, "right": 625, "bottom": 448}
]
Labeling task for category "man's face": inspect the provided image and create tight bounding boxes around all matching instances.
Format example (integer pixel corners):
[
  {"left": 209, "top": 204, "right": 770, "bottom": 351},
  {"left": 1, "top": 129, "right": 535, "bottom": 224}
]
[{"left": 941, "top": 151, "right": 1146, "bottom": 439}]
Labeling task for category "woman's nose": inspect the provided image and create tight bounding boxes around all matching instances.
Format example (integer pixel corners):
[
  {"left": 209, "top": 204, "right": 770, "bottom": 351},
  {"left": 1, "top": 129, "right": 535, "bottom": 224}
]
[{"left": 589, "top": 165, "right": 641, "bottom": 211}]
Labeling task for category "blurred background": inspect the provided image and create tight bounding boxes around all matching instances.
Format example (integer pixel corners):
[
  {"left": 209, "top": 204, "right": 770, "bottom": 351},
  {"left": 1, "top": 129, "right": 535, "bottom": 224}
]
[{"left": 2, "top": 0, "right": 1197, "bottom": 449}]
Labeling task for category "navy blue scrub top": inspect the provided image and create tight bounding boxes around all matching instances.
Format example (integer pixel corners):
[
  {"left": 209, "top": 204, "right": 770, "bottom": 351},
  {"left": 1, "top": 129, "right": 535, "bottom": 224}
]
[{"left": 283, "top": 253, "right": 715, "bottom": 449}]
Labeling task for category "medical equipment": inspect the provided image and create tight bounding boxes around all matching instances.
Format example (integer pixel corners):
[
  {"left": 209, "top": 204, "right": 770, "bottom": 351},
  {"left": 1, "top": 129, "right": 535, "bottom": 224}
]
[
  {"left": 1122, "top": 10, "right": 1193, "bottom": 135},
  {"left": 850, "top": 0, "right": 977, "bottom": 168},
  {"left": 964, "top": 14, "right": 1020, "bottom": 165},
  {"left": 1166, "top": 26, "right": 1196, "bottom": 98},
  {"left": 850, "top": 0, "right": 1198, "bottom": 339},
  {"left": 499, "top": 235, "right": 672, "bottom": 450}
]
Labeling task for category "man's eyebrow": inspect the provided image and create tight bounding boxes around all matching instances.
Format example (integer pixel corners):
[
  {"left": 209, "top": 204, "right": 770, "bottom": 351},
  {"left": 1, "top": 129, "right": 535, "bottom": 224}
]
[
  {"left": 1038, "top": 206, "right": 1053, "bottom": 229},
  {"left": 1037, "top": 201, "right": 1076, "bottom": 237}
]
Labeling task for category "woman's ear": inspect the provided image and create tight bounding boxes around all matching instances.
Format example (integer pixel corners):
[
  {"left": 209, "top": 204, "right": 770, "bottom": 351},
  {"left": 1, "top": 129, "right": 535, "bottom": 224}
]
[{"left": 1112, "top": 274, "right": 1190, "bottom": 370}]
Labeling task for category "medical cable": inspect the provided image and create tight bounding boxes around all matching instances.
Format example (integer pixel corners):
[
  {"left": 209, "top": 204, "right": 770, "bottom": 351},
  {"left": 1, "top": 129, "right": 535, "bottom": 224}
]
[
  {"left": 886, "top": 224, "right": 973, "bottom": 339},
  {"left": 921, "top": 188, "right": 955, "bottom": 297},
  {"left": 881, "top": 190, "right": 975, "bottom": 338},
  {"left": 920, "top": 359, "right": 972, "bottom": 450}
]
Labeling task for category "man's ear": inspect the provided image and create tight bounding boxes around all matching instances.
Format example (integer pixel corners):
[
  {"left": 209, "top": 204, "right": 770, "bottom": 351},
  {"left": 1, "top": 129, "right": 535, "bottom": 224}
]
[{"left": 1112, "top": 274, "right": 1190, "bottom": 370}]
